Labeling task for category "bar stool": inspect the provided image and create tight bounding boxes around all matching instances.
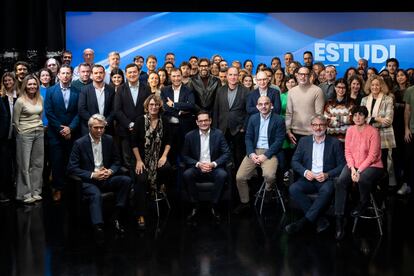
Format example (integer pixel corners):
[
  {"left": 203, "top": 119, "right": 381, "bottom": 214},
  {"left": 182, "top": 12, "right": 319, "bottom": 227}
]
[
  {"left": 352, "top": 192, "right": 383, "bottom": 236},
  {"left": 254, "top": 180, "right": 286, "bottom": 215},
  {"left": 150, "top": 184, "right": 171, "bottom": 217}
]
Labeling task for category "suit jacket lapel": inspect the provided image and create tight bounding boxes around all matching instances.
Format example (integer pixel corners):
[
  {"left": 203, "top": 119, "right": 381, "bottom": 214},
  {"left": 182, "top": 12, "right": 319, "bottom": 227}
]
[
  {"left": 322, "top": 136, "right": 330, "bottom": 170},
  {"left": 195, "top": 131, "right": 201, "bottom": 161},
  {"left": 85, "top": 137, "right": 95, "bottom": 166}
]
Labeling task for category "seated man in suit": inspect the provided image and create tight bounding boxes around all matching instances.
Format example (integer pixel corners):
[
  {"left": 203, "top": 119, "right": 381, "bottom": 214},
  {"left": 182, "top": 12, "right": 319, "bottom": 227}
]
[
  {"left": 285, "top": 114, "right": 345, "bottom": 234},
  {"left": 182, "top": 111, "right": 230, "bottom": 223},
  {"left": 233, "top": 96, "right": 285, "bottom": 214},
  {"left": 67, "top": 114, "right": 132, "bottom": 241}
]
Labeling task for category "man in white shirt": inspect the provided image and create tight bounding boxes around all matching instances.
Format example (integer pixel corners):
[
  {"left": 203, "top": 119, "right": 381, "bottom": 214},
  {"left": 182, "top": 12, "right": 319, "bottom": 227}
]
[{"left": 182, "top": 111, "right": 230, "bottom": 224}]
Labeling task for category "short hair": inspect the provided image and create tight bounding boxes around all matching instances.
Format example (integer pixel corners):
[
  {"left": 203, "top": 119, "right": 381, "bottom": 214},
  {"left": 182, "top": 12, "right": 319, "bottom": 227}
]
[
  {"left": 386, "top": 58, "right": 399, "bottom": 68},
  {"left": 125, "top": 63, "right": 139, "bottom": 72},
  {"left": 165, "top": 52, "right": 175, "bottom": 58},
  {"left": 189, "top": 56, "right": 198, "bottom": 61},
  {"left": 108, "top": 51, "right": 120, "bottom": 58},
  {"left": 196, "top": 110, "right": 211, "bottom": 120},
  {"left": 88, "top": 114, "right": 107, "bottom": 128},
  {"left": 170, "top": 68, "right": 181, "bottom": 75},
  {"left": 59, "top": 64, "right": 73, "bottom": 73},
  {"left": 351, "top": 105, "right": 368, "bottom": 118},
  {"left": 146, "top": 55, "right": 157, "bottom": 62},
  {"left": 91, "top": 64, "right": 105, "bottom": 71},
  {"left": 179, "top": 61, "right": 191, "bottom": 68},
  {"left": 14, "top": 61, "right": 29, "bottom": 72},
  {"left": 303, "top": 51, "right": 313, "bottom": 57},
  {"left": 310, "top": 114, "right": 327, "bottom": 125},
  {"left": 198, "top": 58, "right": 210, "bottom": 66},
  {"left": 143, "top": 94, "right": 164, "bottom": 113},
  {"left": 62, "top": 50, "right": 72, "bottom": 56},
  {"left": 134, "top": 55, "right": 144, "bottom": 62}
]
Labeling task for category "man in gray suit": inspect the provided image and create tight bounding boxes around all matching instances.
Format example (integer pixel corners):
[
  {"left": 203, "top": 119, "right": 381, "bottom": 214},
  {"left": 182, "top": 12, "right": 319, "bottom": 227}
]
[{"left": 213, "top": 67, "right": 249, "bottom": 168}]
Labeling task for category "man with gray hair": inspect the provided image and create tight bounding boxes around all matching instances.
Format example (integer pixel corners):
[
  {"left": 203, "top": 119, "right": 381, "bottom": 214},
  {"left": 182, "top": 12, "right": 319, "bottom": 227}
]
[
  {"left": 285, "top": 114, "right": 345, "bottom": 234},
  {"left": 68, "top": 114, "right": 132, "bottom": 242},
  {"left": 104, "top": 51, "right": 121, "bottom": 84}
]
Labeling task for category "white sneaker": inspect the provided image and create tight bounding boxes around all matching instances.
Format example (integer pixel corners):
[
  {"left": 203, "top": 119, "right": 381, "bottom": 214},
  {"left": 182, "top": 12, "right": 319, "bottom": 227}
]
[
  {"left": 397, "top": 183, "right": 411, "bottom": 195},
  {"left": 23, "top": 197, "right": 36, "bottom": 204},
  {"left": 32, "top": 195, "right": 42, "bottom": 201}
]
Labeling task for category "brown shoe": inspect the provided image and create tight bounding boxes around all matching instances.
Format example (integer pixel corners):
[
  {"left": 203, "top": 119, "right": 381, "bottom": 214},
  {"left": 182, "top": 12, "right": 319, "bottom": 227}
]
[{"left": 53, "top": 190, "right": 61, "bottom": 202}]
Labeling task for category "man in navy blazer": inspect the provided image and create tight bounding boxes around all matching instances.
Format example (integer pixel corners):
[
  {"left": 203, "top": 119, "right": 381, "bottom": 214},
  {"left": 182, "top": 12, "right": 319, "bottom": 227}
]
[
  {"left": 285, "top": 114, "right": 345, "bottom": 234},
  {"left": 45, "top": 64, "right": 80, "bottom": 201},
  {"left": 78, "top": 65, "right": 115, "bottom": 135},
  {"left": 67, "top": 114, "right": 132, "bottom": 239},
  {"left": 114, "top": 63, "right": 150, "bottom": 169},
  {"left": 234, "top": 96, "right": 285, "bottom": 214},
  {"left": 161, "top": 68, "right": 195, "bottom": 164},
  {"left": 246, "top": 71, "right": 281, "bottom": 116},
  {"left": 182, "top": 111, "right": 230, "bottom": 223}
]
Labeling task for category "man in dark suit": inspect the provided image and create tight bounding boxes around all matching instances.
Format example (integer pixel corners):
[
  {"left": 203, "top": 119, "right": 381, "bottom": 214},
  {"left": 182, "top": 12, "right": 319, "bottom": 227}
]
[
  {"left": 285, "top": 114, "right": 345, "bottom": 234},
  {"left": 213, "top": 66, "right": 249, "bottom": 169},
  {"left": 234, "top": 96, "right": 285, "bottom": 214},
  {"left": 246, "top": 71, "right": 281, "bottom": 116},
  {"left": 45, "top": 64, "right": 80, "bottom": 202},
  {"left": 182, "top": 111, "right": 230, "bottom": 223},
  {"left": 114, "top": 63, "right": 150, "bottom": 169},
  {"left": 161, "top": 68, "right": 195, "bottom": 164},
  {"left": 78, "top": 64, "right": 115, "bottom": 135},
  {"left": 67, "top": 114, "right": 131, "bottom": 240},
  {"left": 188, "top": 58, "right": 220, "bottom": 112}
]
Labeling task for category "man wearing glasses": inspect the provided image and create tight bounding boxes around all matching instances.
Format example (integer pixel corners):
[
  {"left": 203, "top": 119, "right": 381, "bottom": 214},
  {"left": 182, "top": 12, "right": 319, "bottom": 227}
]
[
  {"left": 285, "top": 66, "right": 325, "bottom": 146},
  {"left": 285, "top": 115, "right": 345, "bottom": 234}
]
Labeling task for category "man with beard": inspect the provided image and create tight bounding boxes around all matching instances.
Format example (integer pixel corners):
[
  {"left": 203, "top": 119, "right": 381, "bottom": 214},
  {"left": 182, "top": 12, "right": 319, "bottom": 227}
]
[
  {"left": 303, "top": 51, "right": 314, "bottom": 70},
  {"left": 188, "top": 58, "right": 220, "bottom": 112},
  {"left": 14, "top": 61, "right": 29, "bottom": 91},
  {"left": 285, "top": 115, "right": 345, "bottom": 234}
]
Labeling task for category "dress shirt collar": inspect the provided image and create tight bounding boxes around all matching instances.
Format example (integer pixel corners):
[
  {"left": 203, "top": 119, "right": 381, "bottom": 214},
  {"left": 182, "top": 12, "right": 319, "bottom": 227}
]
[{"left": 89, "top": 133, "right": 102, "bottom": 145}]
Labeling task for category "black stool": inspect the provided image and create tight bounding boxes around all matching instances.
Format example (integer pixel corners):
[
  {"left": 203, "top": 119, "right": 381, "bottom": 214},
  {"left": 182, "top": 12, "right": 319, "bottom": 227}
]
[
  {"left": 254, "top": 180, "right": 286, "bottom": 215},
  {"left": 352, "top": 192, "right": 383, "bottom": 236}
]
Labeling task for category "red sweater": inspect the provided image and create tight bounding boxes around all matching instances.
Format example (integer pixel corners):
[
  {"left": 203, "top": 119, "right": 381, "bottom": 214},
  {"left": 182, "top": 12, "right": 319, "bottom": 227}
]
[{"left": 344, "top": 124, "right": 383, "bottom": 172}]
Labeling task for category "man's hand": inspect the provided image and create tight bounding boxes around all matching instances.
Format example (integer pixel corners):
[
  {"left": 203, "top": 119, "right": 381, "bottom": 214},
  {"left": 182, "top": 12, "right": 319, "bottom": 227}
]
[
  {"left": 315, "top": 172, "right": 328, "bottom": 182},
  {"left": 287, "top": 132, "right": 297, "bottom": 145},
  {"left": 166, "top": 97, "right": 174, "bottom": 108},
  {"left": 304, "top": 170, "right": 314, "bottom": 181},
  {"left": 257, "top": 154, "right": 268, "bottom": 164},
  {"left": 198, "top": 162, "right": 213, "bottom": 173},
  {"left": 60, "top": 125, "right": 71, "bottom": 138},
  {"left": 135, "top": 160, "right": 146, "bottom": 175},
  {"left": 92, "top": 168, "right": 107, "bottom": 181}
]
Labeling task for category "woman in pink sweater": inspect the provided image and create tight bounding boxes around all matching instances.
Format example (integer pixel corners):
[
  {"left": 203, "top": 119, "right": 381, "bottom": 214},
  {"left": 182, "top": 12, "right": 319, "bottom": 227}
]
[{"left": 334, "top": 105, "right": 383, "bottom": 240}]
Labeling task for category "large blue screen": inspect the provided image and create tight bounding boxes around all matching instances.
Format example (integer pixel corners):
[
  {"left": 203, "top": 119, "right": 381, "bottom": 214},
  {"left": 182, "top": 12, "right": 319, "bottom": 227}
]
[{"left": 66, "top": 12, "right": 414, "bottom": 75}]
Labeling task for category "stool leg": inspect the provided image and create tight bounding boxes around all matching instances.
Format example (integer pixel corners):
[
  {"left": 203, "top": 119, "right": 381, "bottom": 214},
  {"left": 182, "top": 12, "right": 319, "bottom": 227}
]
[
  {"left": 155, "top": 190, "right": 160, "bottom": 217},
  {"left": 254, "top": 181, "right": 265, "bottom": 206},
  {"left": 371, "top": 193, "right": 383, "bottom": 236},
  {"left": 352, "top": 217, "right": 358, "bottom": 233},
  {"left": 275, "top": 186, "right": 286, "bottom": 213},
  {"left": 260, "top": 186, "right": 266, "bottom": 215},
  {"left": 163, "top": 191, "right": 171, "bottom": 210}
]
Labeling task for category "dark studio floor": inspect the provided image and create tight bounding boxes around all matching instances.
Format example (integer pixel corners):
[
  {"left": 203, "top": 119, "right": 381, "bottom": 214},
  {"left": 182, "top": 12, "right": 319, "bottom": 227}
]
[{"left": 1, "top": 180, "right": 414, "bottom": 276}]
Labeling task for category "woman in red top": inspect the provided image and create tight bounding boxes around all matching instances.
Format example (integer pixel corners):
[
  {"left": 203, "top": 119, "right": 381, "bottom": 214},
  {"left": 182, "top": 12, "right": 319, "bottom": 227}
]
[{"left": 334, "top": 105, "right": 383, "bottom": 240}]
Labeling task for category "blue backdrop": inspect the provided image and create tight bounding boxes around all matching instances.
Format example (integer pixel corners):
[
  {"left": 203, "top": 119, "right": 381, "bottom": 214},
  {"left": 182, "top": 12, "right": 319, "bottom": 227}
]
[{"left": 66, "top": 12, "right": 414, "bottom": 76}]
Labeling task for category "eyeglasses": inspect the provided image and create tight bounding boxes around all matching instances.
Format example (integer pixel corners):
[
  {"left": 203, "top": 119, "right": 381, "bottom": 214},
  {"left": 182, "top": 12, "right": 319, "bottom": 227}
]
[
  {"left": 311, "top": 123, "right": 326, "bottom": 128},
  {"left": 199, "top": 65, "right": 209, "bottom": 68},
  {"left": 297, "top": 73, "right": 309, "bottom": 77}
]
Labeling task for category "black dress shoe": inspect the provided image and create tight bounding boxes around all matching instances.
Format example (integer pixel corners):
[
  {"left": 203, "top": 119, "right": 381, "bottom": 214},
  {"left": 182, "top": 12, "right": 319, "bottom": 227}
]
[
  {"left": 351, "top": 203, "right": 368, "bottom": 217},
  {"left": 285, "top": 217, "right": 309, "bottom": 234},
  {"left": 335, "top": 216, "right": 346, "bottom": 241},
  {"left": 232, "top": 202, "right": 250, "bottom": 215},
  {"left": 113, "top": 219, "right": 125, "bottom": 234},
  {"left": 93, "top": 224, "right": 105, "bottom": 243},
  {"left": 316, "top": 216, "right": 330, "bottom": 233}
]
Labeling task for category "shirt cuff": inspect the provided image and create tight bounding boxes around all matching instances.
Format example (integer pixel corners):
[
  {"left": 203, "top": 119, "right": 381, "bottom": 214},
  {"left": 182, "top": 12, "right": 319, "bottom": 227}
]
[
  {"left": 212, "top": 162, "right": 217, "bottom": 168},
  {"left": 90, "top": 172, "right": 94, "bottom": 179},
  {"left": 195, "top": 162, "right": 200, "bottom": 168},
  {"left": 128, "top": 122, "right": 135, "bottom": 129},
  {"left": 303, "top": 170, "right": 309, "bottom": 177}
]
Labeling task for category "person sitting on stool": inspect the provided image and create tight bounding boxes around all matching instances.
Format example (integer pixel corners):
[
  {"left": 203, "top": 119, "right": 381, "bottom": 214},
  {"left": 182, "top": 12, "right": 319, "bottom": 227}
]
[
  {"left": 182, "top": 111, "right": 230, "bottom": 224},
  {"left": 233, "top": 96, "right": 285, "bottom": 215},
  {"left": 67, "top": 114, "right": 132, "bottom": 241},
  {"left": 285, "top": 114, "right": 345, "bottom": 234}
]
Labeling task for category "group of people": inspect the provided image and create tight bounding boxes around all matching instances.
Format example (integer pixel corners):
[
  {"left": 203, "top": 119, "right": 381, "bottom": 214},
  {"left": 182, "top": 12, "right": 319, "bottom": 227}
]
[{"left": 1, "top": 48, "right": 414, "bottom": 243}]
